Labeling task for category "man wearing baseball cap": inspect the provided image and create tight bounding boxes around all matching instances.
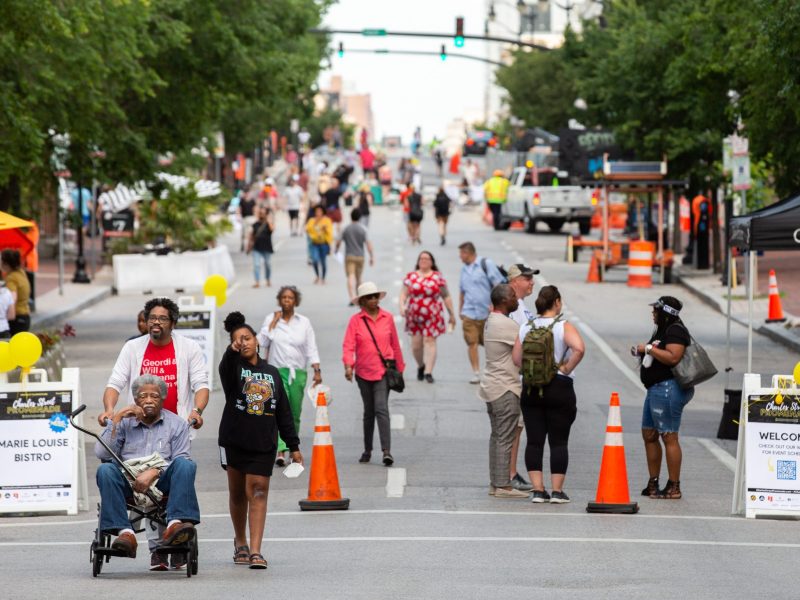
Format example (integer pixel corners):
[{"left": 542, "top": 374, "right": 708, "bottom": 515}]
[{"left": 505, "top": 263, "right": 540, "bottom": 492}]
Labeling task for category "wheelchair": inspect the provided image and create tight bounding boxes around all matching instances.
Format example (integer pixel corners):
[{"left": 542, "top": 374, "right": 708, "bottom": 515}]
[{"left": 70, "top": 405, "right": 199, "bottom": 578}]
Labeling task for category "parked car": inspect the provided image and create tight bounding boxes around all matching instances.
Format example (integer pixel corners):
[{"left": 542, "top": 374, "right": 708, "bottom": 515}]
[{"left": 463, "top": 130, "right": 497, "bottom": 156}]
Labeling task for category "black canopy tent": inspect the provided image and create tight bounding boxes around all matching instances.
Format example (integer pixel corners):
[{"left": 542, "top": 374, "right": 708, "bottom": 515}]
[{"left": 727, "top": 194, "right": 800, "bottom": 373}]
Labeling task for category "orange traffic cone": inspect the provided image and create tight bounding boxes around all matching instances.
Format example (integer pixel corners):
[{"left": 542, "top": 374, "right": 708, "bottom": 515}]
[
  {"left": 586, "top": 392, "right": 639, "bottom": 514},
  {"left": 586, "top": 251, "right": 602, "bottom": 283},
  {"left": 483, "top": 203, "right": 492, "bottom": 227},
  {"left": 298, "top": 392, "right": 350, "bottom": 511},
  {"left": 510, "top": 220, "right": 524, "bottom": 230},
  {"left": 766, "top": 269, "right": 787, "bottom": 323}
]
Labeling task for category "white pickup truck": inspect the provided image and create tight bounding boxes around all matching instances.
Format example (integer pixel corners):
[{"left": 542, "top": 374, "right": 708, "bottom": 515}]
[{"left": 498, "top": 167, "right": 595, "bottom": 234}]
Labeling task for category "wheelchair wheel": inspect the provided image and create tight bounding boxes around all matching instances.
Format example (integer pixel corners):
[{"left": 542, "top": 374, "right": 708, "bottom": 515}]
[
  {"left": 187, "top": 539, "right": 198, "bottom": 577},
  {"left": 91, "top": 541, "right": 103, "bottom": 577}
]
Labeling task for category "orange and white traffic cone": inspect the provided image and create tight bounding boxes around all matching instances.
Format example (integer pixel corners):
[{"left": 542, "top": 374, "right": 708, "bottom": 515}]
[
  {"left": 298, "top": 391, "right": 350, "bottom": 511},
  {"left": 766, "top": 269, "right": 787, "bottom": 323},
  {"left": 483, "top": 203, "right": 493, "bottom": 227},
  {"left": 586, "top": 392, "right": 639, "bottom": 514},
  {"left": 586, "top": 251, "right": 602, "bottom": 283}
]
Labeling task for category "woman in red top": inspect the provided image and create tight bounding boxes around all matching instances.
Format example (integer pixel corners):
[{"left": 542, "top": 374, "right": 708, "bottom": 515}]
[
  {"left": 342, "top": 282, "right": 405, "bottom": 466},
  {"left": 399, "top": 251, "right": 456, "bottom": 384}
]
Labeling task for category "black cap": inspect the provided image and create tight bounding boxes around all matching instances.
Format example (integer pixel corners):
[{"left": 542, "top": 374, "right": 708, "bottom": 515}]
[{"left": 650, "top": 296, "right": 682, "bottom": 316}]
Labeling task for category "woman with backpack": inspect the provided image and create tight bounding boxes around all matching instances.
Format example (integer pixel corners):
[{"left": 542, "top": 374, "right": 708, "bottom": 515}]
[
  {"left": 635, "top": 296, "right": 693, "bottom": 500},
  {"left": 512, "top": 285, "right": 585, "bottom": 504}
]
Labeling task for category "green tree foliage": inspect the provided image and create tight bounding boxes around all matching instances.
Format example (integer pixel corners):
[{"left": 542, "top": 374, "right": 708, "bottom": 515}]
[
  {"left": 135, "top": 184, "right": 231, "bottom": 252},
  {"left": 495, "top": 0, "right": 799, "bottom": 195},
  {"left": 0, "top": 0, "right": 331, "bottom": 212}
]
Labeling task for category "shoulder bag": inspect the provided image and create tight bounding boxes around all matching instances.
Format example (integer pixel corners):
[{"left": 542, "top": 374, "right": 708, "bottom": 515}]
[
  {"left": 362, "top": 316, "right": 405, "bottom": 393},
  {"left": 670, "top": 326, "right": 717, "bottom": 389}
]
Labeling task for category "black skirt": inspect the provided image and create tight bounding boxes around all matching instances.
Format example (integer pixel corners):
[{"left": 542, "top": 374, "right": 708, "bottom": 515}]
[{"left": 219, "top": 444, "right": 277, "bottom": 477}]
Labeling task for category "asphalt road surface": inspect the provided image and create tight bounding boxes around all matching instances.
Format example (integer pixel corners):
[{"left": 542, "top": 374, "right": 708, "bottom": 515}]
[{"left": 2, "top": 155, "right": 799, "bottom": 599}]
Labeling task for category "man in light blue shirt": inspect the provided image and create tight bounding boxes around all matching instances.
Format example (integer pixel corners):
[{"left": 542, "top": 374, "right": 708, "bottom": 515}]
[{"left": 458, "top": 241, "right": 505, "bottom": 383}]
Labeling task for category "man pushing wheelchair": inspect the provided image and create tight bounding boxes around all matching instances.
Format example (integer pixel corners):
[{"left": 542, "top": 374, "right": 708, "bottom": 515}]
[{"left": 95, "top": 374, "right": 200, "bottom": 570}]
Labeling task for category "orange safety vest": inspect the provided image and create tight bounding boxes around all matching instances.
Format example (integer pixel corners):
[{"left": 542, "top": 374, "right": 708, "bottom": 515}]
[{"left": 484, "top": 176, "right": 509, "bottom": 203}]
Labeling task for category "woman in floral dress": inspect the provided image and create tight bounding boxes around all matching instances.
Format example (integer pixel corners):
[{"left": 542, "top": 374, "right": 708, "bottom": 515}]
[{"left": 399, "top": 251, "right": 457, "bottom": 383}]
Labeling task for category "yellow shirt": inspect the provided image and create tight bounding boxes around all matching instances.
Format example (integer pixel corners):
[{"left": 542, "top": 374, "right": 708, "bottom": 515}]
[
  {"left": 306, "top": 217, "right": 333, "bottom": 245},
  {"left": 4, "top": 269, "right": 30, "bottom": 316}
]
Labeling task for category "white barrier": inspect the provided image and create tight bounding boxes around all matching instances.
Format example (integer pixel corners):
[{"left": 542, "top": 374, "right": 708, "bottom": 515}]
[
  {"left": 0, "top": 368, "right": 88, "bottom": 515},
  {"left": 113, "top": 245, "right": 235, "bottom": 294}
]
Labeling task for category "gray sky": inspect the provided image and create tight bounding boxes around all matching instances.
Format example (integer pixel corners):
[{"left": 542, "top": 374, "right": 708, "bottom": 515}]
[{"left": 320, "top": 0, "right": 491, "bottom": 143}]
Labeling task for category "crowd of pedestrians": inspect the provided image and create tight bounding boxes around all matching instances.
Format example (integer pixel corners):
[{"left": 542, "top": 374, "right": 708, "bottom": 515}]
[{"left": 86, "top": 148, "right": 702, "bottom": 577}]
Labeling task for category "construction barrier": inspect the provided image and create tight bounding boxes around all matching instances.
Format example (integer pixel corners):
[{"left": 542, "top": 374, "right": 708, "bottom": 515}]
[
  {"left": 627, "top": 241, "right": 655, "bottom": 288},
  {"left": 587, "top": 392, "right": 639, "bottom": 514}
]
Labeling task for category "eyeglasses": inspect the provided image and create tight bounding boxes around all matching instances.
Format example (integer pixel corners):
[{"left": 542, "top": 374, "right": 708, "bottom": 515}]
[
  {"left": 147, "top": 315, "right": 172, "bottom": 324},
  {"left": 136, "top": 392, "right": 161, "bottom": 400}
]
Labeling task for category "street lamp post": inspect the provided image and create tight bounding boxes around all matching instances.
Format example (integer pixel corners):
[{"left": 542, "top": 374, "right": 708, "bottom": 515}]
[{"left": 72, "top": 180, "right": 90, "bottom": 284}]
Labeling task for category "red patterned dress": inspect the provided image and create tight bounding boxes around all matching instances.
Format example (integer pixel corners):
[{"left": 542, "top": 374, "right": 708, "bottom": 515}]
[{"left": 403, "top": 271, "right": 448, "bottom": 338}]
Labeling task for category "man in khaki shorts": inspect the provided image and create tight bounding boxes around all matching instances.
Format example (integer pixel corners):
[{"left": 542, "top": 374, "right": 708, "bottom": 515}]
[
  {"left": 335, "top": 208, "right": 374, "bottom": 306},
  {"left": 458, "top": 242, "right": 505, "bottom": 384}
]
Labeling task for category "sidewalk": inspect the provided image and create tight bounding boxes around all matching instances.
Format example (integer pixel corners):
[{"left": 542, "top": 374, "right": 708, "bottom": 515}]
[
  {"left": 674, "top": 265, "right": 800, "bottom": 353},
  {"left": 31, "top": 265, "right": 113, "bottom": 330}
]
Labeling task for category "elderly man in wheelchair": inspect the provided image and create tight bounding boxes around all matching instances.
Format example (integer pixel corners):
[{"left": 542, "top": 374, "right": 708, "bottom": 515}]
[{"left": 95, "top": 374, "right": 200, "bottom": 571}]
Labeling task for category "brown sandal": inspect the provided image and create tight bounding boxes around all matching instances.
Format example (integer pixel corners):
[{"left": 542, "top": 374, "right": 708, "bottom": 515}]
[
  {"left": 641, "top": 477, "right": 659, "bottom": 498},
  {"left": 657, "top": 480, "right": 682, "bottom": 499},
  {"left": 249, "top": 553, "right": 268, "bottom": 569},
  {"left": 233, "top": 543, "right": 250, "bottom": 565}
]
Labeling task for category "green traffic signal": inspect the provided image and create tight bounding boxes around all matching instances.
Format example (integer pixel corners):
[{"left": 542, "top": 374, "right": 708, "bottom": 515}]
[
  {"left": 440, "top": 44, "right": 447, "bottom": 60},
  {"left": 455, "top": 16, "right": 465, "bottom": 47},
  {"left": 454, "top": 36, "right": 464, "bottom": 48}
]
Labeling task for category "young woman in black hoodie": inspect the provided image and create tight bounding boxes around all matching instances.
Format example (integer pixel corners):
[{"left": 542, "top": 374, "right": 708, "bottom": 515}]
[{"left": 218, "top": 311, "right": 302, "bottom": 570}]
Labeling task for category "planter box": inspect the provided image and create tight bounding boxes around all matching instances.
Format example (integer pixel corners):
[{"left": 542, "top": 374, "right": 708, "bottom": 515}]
[{"left": 112, "top": 245, "right": 235, "bottom": 294}]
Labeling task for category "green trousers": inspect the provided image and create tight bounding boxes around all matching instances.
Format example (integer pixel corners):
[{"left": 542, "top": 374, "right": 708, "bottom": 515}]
[{"left": 277, "top": 367, "right": 306, "bottom": 453}]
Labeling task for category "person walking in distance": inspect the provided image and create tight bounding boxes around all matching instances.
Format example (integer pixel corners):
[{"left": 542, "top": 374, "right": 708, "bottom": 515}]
[
  {"left": 399, "top": 251, "right": 456, "bottom": 384},
  {"left": 342, "top": 283, "right": 405, "bottom": 466},
  {"left": 458, "top": 242, "right": 505, "bottom": 384},
  {"left": 506, "top": 264, "right": 539, "bottom": 492},
  {"left": 481, "top": 284, "right": 530, "bottom": 499},
  {"left": 335, "top": 208, "right": 374, "bottom": 306},
  {"left": 283, "top": 175, "right": 304, "bottom": 236},
  {"left": 306, "top": 204, "right": 333, "bottom": 285},
  {"left": 513, "top": 286, "right": 585, "bottom": 504},
  {"left": 354, "top": 183, "right": 374, "bottom": 228},
  {"left": 219, "top": 312, "right": 303, "bottom": 569},
  {"left": 1, "top": 249, "right": 30, "bottom": 334},
  {"left": 635, "top": 296, "right": 693, "bottom": 500},
  {"left": 257, "top": 286, "right": 321, "bottom": 468},
  {"left": 403, "top": 183, "right": 424, "bottom": 245},
  {"left": 433, "top": 187, "right": 452, "bottom": 246},
  {"left": 247, "top": 206, "right": 275, "bottom": 288},
  {"left": 484, "top": 169, "right": 510, "bottom": 231}
]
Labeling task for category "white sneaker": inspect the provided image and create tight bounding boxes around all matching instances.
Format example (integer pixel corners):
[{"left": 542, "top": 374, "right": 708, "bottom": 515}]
[{"left": 469, "top": 373, "right": 481, "bottom": 384}]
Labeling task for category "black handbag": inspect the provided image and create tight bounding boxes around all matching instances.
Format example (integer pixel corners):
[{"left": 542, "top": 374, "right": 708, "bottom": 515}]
[
  {"left": 671, "top": 332, "right": 717, "bottom": 389},
  {"left": 363, "top": 317, "right": 405, "bottom": 393}
]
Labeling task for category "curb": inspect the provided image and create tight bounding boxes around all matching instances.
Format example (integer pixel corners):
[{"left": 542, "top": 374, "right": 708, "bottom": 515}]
[
  {"left": 31, "top": 285, "right": 113, "bottom": 330},
  {"left": 675, "top": 271, "right": 800, "bottom": 354}
]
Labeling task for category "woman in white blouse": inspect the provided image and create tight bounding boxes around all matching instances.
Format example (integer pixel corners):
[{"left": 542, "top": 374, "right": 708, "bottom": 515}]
[{"left": 257, "top": 286, "right": 321, "bottom": 466}]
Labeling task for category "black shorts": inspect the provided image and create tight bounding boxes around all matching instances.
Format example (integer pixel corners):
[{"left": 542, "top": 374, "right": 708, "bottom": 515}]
[
  {"left": 288, "top": 209, "right": 299, "bottom": 220},
  {"left": 219, "top": 445, "right": 276, "bottom": 477}
]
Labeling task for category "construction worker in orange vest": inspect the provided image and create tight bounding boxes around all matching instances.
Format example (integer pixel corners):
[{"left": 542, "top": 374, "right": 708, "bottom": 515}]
[{"left": 484, "top": 169, "right": 510, "bottom": 231}]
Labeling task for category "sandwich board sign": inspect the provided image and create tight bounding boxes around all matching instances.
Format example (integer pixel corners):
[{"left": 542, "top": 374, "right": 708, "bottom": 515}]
[
  {"left": 733, "top": 373, "right": 800, "bottom": 518},
  {"left": 0, "top": 368, "right": 88, "bottom": 515},
  {"left": 176, "top": 296, "right": 216, "bottom": 389}
]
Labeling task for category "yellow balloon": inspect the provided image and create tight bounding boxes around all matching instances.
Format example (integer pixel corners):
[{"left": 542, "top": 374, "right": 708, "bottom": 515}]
[
  {"left": 10, "top": 332, "right": 42, "bottom": 368},
  {"left": 203, "top": 274, "right": 227, "bottom": 297},
  {"left": 215, "top": 292, "right": 227, "bottom": 308},
  {"left": 0, "top": 341, "right": 17, "bottom": 372},
  {"left": 794, "top": 361, "right": 800, "bottom": 386}
]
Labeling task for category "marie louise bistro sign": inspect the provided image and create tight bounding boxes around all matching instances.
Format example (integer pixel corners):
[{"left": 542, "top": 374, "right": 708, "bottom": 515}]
[{"left": 0, "top": 369, "right": 85, "bottom": 515}]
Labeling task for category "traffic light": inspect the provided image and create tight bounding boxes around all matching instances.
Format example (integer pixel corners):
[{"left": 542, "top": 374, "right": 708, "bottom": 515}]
[
  {"left": 454, "top": 17, "right": 465, "bottom": 47},
  {"left": 338, "top": 42, "right": 344, "bottom": 57},
  {"left": 440, "top": 44, "right": 447, "bottom": 61}
]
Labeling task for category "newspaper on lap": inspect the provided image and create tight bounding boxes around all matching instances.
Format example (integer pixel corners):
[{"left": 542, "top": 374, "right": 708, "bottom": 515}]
[{"left": 122, "top": 452, "right": 168, "bottom": 508}]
